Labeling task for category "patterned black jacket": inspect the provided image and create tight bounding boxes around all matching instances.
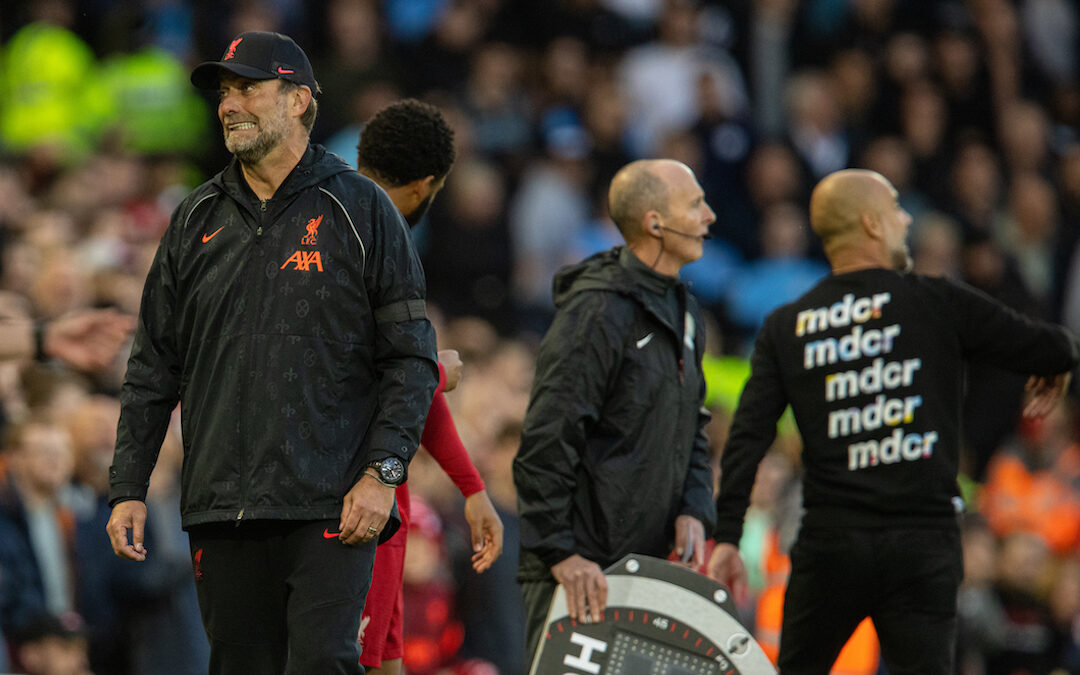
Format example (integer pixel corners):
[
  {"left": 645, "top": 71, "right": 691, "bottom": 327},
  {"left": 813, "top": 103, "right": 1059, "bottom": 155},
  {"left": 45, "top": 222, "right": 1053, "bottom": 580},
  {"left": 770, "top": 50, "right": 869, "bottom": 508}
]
[{"left": 109, "top": 145, "right": 438, "bottom": 538}]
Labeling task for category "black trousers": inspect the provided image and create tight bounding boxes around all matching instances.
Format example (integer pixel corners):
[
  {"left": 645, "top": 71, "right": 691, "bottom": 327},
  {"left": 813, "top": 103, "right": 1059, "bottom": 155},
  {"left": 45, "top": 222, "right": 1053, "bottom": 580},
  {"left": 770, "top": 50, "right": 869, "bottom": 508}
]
[
  {"left": 778, "top": 525, "right": 963, "bottom": 675},
  {"left": 520, "top": 579, "right": 558, "bottom": 669},
  {"left": 187, "top": 519, "right": 376, "bottom": 675}
]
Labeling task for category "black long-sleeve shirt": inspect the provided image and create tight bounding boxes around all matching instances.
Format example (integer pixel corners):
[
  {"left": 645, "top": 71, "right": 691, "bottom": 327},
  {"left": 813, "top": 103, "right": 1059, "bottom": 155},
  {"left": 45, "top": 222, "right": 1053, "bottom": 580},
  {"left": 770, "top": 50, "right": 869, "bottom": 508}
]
[{"left": 715, "top": 269, "right": 1080, "bottom": 542}]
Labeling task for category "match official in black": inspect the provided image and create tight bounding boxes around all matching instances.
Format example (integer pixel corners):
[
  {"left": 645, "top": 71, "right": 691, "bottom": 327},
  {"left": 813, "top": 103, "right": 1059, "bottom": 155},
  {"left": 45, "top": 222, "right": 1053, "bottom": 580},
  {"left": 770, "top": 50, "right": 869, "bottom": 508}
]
[{"left": 514, "top": 159, "right": 718, "bottom": 664}]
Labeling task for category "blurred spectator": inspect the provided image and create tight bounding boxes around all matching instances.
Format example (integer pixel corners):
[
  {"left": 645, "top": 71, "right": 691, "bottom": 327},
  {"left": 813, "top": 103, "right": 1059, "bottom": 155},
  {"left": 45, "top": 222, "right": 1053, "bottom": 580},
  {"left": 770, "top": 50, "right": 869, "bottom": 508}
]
[
  {"left": 996, "top": 172, "right": 1059, "bottom": 313},
  {"left": 322, "top": 80, "right": 404, "bottom": 167},
  {"left": 535, "top": 37, "right": 591, "bottom": 115},
  {"left": 422, "top": 159, "right": 515, "bottom": 333},
  {"left": 403, "top": 0, "right": 498, "bottom": 96},
  {"left": 383, "top": 0, "right": 449, "bottom": 44},
  {"left": 980, "top": 399, "right": 1080, "bottom": 556},
  {"left": 827, "top": 47, "right": 876, "bottom": 139},
  {"left": 312, "top": 0, "right": 403, "bottom": 138},
  {"left": 784, "top": 69, "right": 850, "bottom": 180},
  {"left": 12, "top": 611, "right": 92, "bottom": 675},
  {"left": 956, "top": 513, "right": 1006, "bottom": 675},
  {"left": 1018, "top": 0, "right": 1078, "bottom": 99},
  {"left": 909, "top": 211, "right": 963, "bottom": 279},
  {"left": 876, "top": 32, "right": 931, "bottom": 131},
  {"left": 961, "top": 231, "right": 1042, "bottom": 478},
  {"left": 984, "top": 532, "right": 1063, "bottom": 674},
  {"left": 726, "top": 140, "right": 809, "bottom": 260},
  {"left": 0, "top": 21, "right": 112, "bottom": 163},
  {"left": 897, "top": 80, "right": 950, "bottom": 199},
  {"left": 997, "top": 99, "right": 1052, "bottom": 177},
  {"left": 401, "top": 496, "right": 495, "bottom": 675},
  {"left": 460, "top": 41, "right": 533, "bottom": 167},
  {"left": 0, "top": 414, "right": 78, "bottom": 636},
  {"left": 1052, "top": 144, "right": 1080, "bottom": 319},
  {"left": 932, "top": 10, "right": 997, "bottom": 141},
  {"left": 745, "top": 0, "right": 798, "bottom": 139},
  {"left": 618, "top": 0, "right": 748, "bottom": 156},
  {"left": 451, "top": 420, "right": 526, "bottom": 675},
  {"left": 947, "top": 137, "right": 1005, "bottom": 236},
  {"left": 580, "top": 74, "right": 633, "bottom": 206},
  {"left": 509, "top": 118, "right": 592, "bottom": 330},
  {"left": 0, "top": 1, "right": 1079, "bottom": 670},
  {"left": 65, "top": 397, "right": 207, "bottom": 674},
  {"left": 1050, "top": 555, "right": 1080, "bottom": 672},
  {"left": 722, "top": 201, "right": 828, "bottom": 352},
  {"left": 858, "top": 135, "right": 933, "bottom": 223},
  {"left": 97, "top": 46, "right": 211, "bottom": 157}
]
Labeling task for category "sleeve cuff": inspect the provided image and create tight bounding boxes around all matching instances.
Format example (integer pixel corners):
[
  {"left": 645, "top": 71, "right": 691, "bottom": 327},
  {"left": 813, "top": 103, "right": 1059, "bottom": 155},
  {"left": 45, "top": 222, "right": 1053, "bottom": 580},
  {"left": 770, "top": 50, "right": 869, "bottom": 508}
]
[{"left": 537, "top": 546, "right": 576, "bottom": 569}]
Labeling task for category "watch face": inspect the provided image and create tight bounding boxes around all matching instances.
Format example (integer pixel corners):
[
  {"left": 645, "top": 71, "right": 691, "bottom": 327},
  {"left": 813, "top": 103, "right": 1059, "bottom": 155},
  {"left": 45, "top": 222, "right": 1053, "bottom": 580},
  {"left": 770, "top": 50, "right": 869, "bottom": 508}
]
[{"left": 379, "top": 458, "right": 404, "bottom": 484}]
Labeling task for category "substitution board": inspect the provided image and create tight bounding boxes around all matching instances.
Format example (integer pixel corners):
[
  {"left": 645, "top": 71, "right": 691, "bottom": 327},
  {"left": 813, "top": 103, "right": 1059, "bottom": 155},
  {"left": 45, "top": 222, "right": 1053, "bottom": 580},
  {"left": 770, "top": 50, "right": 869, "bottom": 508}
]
[{"left": 530, "top": 555, "right": 776, "bottom": 675}]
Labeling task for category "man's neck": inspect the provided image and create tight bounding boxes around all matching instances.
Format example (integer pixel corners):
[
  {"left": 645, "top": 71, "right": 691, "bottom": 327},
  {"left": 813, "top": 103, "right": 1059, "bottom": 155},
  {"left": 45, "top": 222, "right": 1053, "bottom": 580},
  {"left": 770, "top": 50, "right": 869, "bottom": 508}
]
[
  {"left": 627, "top": 241, "right": 681, "bottom": 279},
  {"left": 240, "top": 135, "right": 309, "bottom": 201},
  {"left": 826, "top": 244, "right": 889, "bottom": 276},
  {"left": 357, "top": 169, "right": 409, "bottom": 215}
]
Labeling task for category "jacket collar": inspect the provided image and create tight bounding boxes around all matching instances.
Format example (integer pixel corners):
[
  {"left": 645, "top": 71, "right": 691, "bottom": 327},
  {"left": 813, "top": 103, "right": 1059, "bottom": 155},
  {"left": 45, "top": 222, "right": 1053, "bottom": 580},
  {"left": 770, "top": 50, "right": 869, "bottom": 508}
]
[
  {"left": 212, "top": 144, "right": 352, "bottom": 206},
  {"left": 618, "top": 246, "right": 680, "bottom": 296}
]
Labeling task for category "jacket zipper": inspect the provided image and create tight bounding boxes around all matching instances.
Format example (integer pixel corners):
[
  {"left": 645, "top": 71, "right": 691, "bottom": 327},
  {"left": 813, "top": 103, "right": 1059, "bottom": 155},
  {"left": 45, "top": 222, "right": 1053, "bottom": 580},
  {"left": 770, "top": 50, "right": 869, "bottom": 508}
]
[
  {"left": 256, "top": 198, "right": 267, "bottom": 236},
  {"left": 237, "top": 198, "right": 269, "bottom": 523}
]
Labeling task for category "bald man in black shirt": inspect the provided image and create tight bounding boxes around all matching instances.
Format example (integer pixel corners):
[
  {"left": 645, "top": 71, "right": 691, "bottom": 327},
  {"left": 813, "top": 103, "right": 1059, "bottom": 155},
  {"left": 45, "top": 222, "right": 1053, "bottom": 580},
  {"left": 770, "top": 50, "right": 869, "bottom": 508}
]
[{"left": 708, "top": 169, "right": 1078, "bottom": 674}]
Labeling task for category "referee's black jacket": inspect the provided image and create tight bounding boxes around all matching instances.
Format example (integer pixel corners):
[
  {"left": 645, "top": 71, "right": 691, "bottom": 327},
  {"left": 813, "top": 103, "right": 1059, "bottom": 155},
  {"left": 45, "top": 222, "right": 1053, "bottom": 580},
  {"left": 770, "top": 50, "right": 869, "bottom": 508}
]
[
  {"left": 715, "top": 268, "right": 1080, "bottom": 543},
  {"left": 109, "top": 145, "right": 438, "bottom": 539},
  {"left": 515, "top": 247, "right": 716, "bottom": 580}
]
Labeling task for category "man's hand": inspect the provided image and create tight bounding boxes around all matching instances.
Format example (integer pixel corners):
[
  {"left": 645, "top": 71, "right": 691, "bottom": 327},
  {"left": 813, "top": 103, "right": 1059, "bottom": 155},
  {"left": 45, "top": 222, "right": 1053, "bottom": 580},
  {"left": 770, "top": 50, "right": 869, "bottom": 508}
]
[
  {"left": 551, "top": 554, "right": 608, "bottom": 623},
  {"left": 106, "top": 500, "right": 148, "bottom": 561},
  {"left": 438, "top": 349, "right": 463, "bottom": 392},
  {"left": 463, "top": 489, "right": 504, "bottom": 573},
  {"left": 339, "top": 473, "right": 395, "bottom": 546},
  {"left": 706, "top": 542, "right": 748, "bottom": 605},
  {"left": 671, "top": 515, "right": 705, "bottom": 569},
  {"left": 45, "top": 309, "right": 134, "bottom": 371},
  {"left": 1023, "top": 372, "right": 1071, "bottom": 419}
]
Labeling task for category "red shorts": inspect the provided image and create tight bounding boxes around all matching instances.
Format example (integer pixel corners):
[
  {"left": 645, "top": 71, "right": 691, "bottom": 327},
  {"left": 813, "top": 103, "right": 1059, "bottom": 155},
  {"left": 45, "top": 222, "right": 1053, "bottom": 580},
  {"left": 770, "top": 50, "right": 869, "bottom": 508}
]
[{"left": 359, "top": 485, "right": 410, "bottom": 667}]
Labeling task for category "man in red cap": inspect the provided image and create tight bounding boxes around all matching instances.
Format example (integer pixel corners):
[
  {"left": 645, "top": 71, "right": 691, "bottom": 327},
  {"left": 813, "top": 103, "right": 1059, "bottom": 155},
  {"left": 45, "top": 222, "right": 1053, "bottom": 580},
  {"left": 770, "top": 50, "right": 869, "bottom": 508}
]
[{"left": 106, "top": 32, "right": 439, "bottom": 674}]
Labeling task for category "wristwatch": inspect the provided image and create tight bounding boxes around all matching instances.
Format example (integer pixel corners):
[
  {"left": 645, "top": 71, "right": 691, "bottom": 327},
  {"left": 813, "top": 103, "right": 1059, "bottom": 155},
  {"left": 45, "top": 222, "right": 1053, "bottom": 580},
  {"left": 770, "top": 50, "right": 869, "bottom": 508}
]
[{"left": 366, "top": 457, "right": 406, "bottom": 487}]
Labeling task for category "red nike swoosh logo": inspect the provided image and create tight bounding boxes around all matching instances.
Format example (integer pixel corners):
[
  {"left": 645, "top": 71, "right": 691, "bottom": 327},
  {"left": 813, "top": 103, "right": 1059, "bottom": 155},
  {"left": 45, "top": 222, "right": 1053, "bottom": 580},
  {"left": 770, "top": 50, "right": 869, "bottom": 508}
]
[
  {"left": 323, "top": 529, "right": 341, "bottom": 539},
  {"left": 201, "top": 227, "right": 224, "bottom": 243},
  {"left": 277, "top": 66, "right": 294, "bottom": 74}
]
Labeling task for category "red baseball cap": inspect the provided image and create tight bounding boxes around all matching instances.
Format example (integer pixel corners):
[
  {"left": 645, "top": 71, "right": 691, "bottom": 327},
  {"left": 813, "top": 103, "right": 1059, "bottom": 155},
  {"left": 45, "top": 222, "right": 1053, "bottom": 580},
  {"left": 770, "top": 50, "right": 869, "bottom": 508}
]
[{"left": 191, "top": 31, "right": 318, "bottom": 91}]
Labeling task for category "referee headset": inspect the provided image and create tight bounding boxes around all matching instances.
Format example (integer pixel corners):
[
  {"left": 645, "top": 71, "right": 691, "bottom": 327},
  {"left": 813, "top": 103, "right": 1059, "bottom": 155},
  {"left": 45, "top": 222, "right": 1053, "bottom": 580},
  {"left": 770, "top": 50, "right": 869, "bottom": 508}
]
[
  {"left": 648, "top": 217, "right": 712, "bottom": 270},
  {"left": 651, "top": 221, "right": 712, "bottom": 242}
]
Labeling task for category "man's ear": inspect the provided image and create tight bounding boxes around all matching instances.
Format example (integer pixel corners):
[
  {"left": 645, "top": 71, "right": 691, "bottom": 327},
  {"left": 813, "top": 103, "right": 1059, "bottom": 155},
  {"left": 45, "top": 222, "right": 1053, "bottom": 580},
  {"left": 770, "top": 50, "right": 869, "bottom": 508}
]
[
  {"left": 292, "top": 86, "right": 312, "bottom": 117},
  {"left": 408, "top": 175, "right": 436, "bottom": 201},
  {"left": 417, "top": 175, "right": 437, "bottom": 196},
  {"left": 644, "top": 209, "right": 663, "bottom": 237},
  {"left": 860, "top": 211, "right": 883, "bottom": 240}
]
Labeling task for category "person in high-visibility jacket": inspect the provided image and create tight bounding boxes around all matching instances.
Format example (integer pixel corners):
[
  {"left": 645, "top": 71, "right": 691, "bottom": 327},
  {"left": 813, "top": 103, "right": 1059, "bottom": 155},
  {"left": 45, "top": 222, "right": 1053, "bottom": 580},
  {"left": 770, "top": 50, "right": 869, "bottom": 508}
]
[{"left": 0, "top": 22, "right": 112, "bottom": 160}]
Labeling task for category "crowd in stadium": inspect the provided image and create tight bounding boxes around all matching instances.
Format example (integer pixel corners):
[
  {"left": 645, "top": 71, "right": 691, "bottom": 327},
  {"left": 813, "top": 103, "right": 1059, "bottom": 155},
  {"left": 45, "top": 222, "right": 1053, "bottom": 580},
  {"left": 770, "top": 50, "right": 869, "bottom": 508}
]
[{"left": 1, "top": 0, "right": 1079, "bottom": 672}]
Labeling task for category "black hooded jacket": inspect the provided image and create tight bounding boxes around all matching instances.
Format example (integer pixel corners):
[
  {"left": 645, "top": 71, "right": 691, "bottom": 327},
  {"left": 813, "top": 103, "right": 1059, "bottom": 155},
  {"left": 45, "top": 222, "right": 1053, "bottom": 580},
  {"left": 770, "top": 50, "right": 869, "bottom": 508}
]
[
  {"left": 109, "top": 145, "right": 438, "bottom": 538},
  {"left": 514, "top": 247, "right": 716, "bottom": 579}
]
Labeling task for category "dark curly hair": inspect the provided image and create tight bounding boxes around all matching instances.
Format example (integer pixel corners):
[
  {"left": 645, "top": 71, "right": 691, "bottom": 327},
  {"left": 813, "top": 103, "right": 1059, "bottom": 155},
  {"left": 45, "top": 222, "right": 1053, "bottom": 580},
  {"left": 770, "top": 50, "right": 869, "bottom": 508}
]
[{"left": 356, "top": 99, "right": 455, "bottom": 187}]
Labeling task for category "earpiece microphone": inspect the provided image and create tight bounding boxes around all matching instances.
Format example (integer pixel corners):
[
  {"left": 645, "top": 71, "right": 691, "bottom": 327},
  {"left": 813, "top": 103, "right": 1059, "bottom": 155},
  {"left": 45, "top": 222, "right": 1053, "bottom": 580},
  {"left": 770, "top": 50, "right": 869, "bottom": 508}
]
[{"left": 656, "top": 225, "right": 713, "bottom": 241}]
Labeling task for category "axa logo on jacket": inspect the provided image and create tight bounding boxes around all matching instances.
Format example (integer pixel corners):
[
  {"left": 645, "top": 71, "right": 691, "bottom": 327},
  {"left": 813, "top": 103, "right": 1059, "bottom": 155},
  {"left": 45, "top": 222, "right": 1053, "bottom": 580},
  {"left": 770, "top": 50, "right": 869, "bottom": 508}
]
[{"left": 282, "top": 214, "right": 324, "bottom": 271}]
